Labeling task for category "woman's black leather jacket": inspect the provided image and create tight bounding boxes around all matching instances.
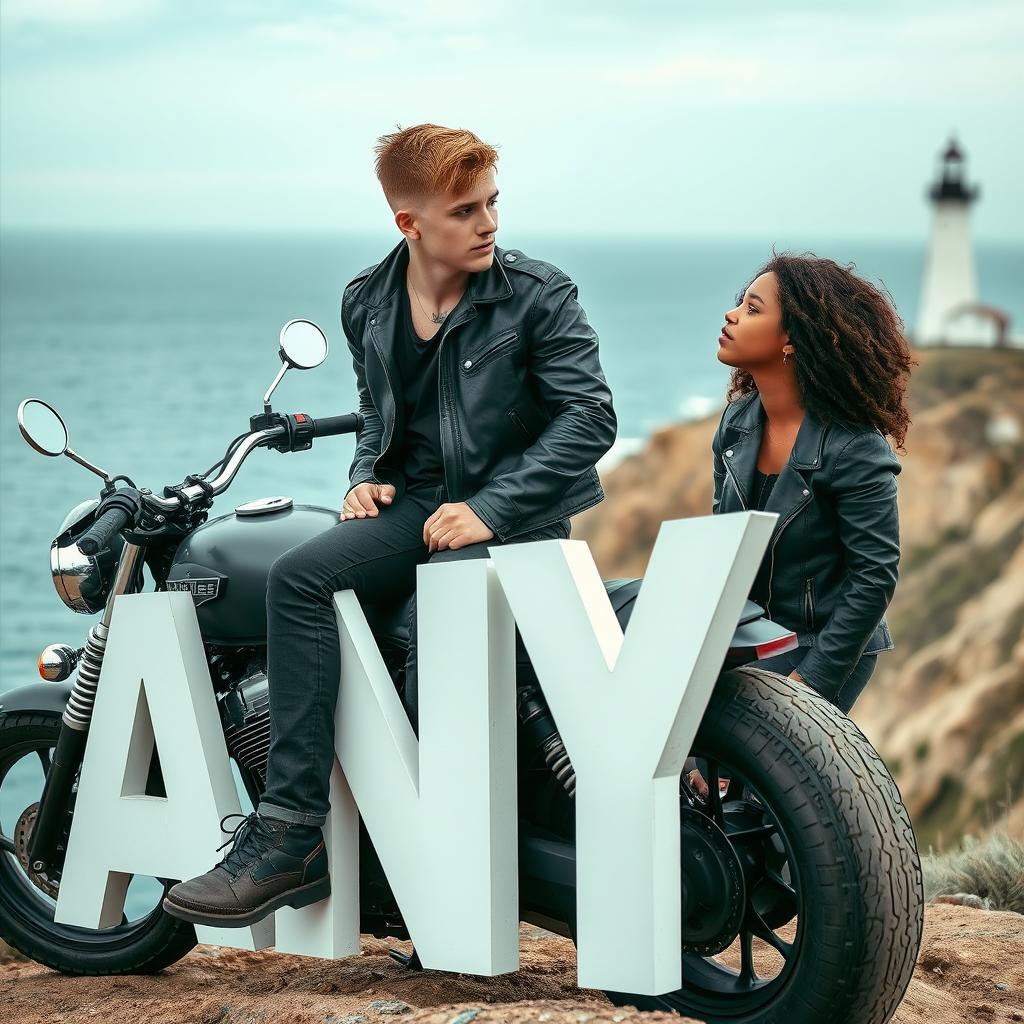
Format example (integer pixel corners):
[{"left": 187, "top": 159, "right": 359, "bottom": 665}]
[{"left": 712, "top": 391, "right": 901, "bottom": 699}]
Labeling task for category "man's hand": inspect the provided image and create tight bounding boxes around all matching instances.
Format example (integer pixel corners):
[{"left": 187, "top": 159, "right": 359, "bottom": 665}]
[
  {"left": 423, "top": 502, "right": 494, "bottom": 553},
  {"left": 340, "top": 482, "right": 396, "bottom": 521}
]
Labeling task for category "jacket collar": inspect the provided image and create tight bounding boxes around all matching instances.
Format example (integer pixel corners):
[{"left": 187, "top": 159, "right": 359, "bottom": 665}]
[
  {"left": 358, "top": 237, "right": 514, "bottom": 310},
  {"left": 721, "top": 392, "right": 827, "bottom": 511},
  {"left": 724, "top": 391, "right": 826, "bottom": 469}
]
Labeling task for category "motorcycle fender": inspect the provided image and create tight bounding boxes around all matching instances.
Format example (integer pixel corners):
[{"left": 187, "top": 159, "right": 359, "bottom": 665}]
[{"left": 0, "top": 680, "right": 73, "bottom": 717}]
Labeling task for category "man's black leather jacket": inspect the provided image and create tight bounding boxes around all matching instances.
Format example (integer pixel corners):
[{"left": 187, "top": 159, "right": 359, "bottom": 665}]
[
  {"left": 341, "top": 239, "right": 617, "bottom": 540},
  {"left": 712, "top": 391, "right": 901, "bottom": 699}
]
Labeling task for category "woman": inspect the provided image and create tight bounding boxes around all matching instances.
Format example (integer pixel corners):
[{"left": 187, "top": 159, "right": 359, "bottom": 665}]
[{"left": 713, "top": 252, "right": 916, "bottom": 711}]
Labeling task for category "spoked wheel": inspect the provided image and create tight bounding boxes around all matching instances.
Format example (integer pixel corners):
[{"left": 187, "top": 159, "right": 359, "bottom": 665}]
[
  {"left": 602, "top": 666, "right": 924, "bottom": 1024},
  {"left": 0, "top": 710, "right": 197, "bottom": 975},
  {"left": 676, "top": 754, "right": 804, "bottom": 1001}
]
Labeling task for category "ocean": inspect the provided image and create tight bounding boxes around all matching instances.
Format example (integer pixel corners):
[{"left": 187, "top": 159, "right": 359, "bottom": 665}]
[{"left": 1, "top": 230, "right": 1021, "bottom": 920}]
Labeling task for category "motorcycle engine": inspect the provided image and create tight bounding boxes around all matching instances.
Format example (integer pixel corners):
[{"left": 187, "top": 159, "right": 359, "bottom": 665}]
[{"left": 219, "top": 666, "right": 272, "bottom": 787}]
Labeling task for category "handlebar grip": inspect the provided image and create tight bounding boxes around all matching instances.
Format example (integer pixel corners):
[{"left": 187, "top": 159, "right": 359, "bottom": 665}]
[
  {"left": 311, "top": 413, "right": 363, "bottom": 438},
  {"left": 78, "top": 506, "right": 132, "bottom": 556}
]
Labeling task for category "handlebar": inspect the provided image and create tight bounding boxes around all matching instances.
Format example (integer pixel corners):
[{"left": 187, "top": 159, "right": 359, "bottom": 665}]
[
  {"left": 141, "top": 411, "right": 363, "bottom": 516},
  {"left": 312, "top": 413, "right": 361, "bottom": 438},
  {"left": 77, "top": 486, "right": 145, "bottom": 555},
  {"left": 78, "top": 506, "right": 133, "bottom": 555}
]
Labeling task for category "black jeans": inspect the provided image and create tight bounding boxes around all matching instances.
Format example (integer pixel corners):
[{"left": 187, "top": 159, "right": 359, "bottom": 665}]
[
  {"left": 751, "top": 645, "right": 879, "bottom": 715},
  {"left": 257, "top": 481, "right": 570, "bottom": 827}
]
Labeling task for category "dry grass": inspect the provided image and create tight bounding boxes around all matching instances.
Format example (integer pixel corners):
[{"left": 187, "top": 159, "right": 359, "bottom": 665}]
[{"left": 922, "top": 829, "right": 1024, "bottom": 914}]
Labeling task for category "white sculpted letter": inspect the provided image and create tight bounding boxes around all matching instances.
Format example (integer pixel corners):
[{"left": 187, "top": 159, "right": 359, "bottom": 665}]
[
  {"left": 55, "top": 591, "right": 274, "bottom": 951},
  {"left": 328, "top": 557, "right": 519, "bottom": 974},
  {"left": 488, "top": 511, "right": 776, "bottom": 994}
]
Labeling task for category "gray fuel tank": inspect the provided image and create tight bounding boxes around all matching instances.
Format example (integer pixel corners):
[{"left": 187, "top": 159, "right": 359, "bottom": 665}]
[{"left": 166, "top": 498, "right": 338, "bottom": 645}]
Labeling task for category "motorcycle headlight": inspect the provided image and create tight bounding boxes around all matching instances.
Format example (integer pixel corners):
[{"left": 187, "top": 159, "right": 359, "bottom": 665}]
[{"left": 50, "top": 498, "right": 125, "bottom": 614}]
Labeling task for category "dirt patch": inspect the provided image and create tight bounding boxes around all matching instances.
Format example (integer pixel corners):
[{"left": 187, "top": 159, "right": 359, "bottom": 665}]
[{"left": 0, "top": 905, "right": 1020, "bottom": 1023}]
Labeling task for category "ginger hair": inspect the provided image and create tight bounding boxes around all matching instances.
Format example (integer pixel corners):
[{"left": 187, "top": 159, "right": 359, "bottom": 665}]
[{"left": 373, "top": 123, "right": 499, "bottom": 208}]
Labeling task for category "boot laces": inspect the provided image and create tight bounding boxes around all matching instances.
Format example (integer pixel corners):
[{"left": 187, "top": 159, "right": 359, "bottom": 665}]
[{"left": 214, "top": 812, "right": 280, "bottom": 877}]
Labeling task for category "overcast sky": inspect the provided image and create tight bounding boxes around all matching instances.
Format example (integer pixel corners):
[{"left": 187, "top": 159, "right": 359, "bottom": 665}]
[{"left": 1, "top": 0, "right": 1021, "bottom": 241}]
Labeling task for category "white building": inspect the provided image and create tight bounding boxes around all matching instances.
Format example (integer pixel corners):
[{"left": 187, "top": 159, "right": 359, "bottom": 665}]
[{"left": 915, "top": 138, "right": 1011, "bottom": 347}]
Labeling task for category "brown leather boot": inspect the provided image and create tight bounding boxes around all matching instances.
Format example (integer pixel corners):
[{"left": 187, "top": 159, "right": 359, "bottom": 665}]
[{"left": 162, "top": 811, "right": 329, "bottom": 927}]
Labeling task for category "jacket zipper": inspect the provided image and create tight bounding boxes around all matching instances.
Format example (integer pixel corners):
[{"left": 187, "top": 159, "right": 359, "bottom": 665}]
[
  {"left": 803, "top": 577, "right": 814, "bottom": 630},
  {"left": 461, "top": 331, "right": 518, "bottom": 375},
  {"left": 435, "top": 308, "right": 474, "bottom": 501},
  {"left": 763, "top": 499, "right": 810, "bottom": 618},
  {"left": 508, "top": 408, "right": 532, "bottom": 440},
  {"left": 370, "top": 329, "right": 397, "bottom": 485}
]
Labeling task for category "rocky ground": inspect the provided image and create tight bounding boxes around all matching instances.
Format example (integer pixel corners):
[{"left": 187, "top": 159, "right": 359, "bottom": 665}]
[{"left": 2, "top": 903, "right": 1022, "bottom": 1024}]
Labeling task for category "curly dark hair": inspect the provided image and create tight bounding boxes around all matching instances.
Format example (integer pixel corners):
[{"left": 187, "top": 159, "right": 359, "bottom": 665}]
[{"left": 725, "top": 251, "right": 918, "bottom": 451}]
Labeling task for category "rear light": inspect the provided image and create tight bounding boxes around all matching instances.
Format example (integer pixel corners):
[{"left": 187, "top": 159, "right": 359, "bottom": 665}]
[{"left": 753, "top": 632, "right": 798, "bottom": 659}]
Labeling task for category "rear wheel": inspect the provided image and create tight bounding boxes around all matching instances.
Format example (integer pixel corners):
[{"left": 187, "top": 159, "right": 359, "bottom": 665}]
[
  {"left": 602, "top": 666, "right": 923, "bottom": 1024},
  {"left": 0, "top": 710, "right": 197, "bottom": 974}
]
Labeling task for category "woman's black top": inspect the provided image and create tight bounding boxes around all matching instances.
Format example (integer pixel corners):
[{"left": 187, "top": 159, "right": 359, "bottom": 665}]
[
  {"left": 751, "top": 468, "right": 778, "bottom": 511},
  {"left": 749, "top": 468, "right": 778, "bottom": 605}
]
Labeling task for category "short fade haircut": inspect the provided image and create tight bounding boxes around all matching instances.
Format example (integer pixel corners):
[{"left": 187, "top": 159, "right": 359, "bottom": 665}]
[{"left": 374, "top": 123, "right": 499, "bottom": 208}]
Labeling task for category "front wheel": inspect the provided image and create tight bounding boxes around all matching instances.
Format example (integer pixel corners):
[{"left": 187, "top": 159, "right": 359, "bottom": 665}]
[
  {"left": 0, "top": 710, "right": 197, "bottom": 975},
  {"left": 602, "top": 666, "right": 924, "bottom": 1024}
]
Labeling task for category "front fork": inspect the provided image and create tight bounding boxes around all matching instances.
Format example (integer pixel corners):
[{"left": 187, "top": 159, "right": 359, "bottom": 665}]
[{"left": 26, "top": 543, "right": 146, "bottom": 873}]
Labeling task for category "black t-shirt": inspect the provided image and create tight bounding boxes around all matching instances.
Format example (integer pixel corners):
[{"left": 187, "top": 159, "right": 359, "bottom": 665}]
[
  {"left": 749, "top": 468, "right": 779, "bottom": 604},
  {"left": 751, "top": 468, "right": 778, "bottom": 511},
  {"left": 394, "top": 285, "right": 445, "bottom": 491}
]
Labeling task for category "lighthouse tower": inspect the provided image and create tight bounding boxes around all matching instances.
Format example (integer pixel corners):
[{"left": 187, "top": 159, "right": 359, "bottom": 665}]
[{"left": 916, "top": 137, "right": 980, "bottom": 345}]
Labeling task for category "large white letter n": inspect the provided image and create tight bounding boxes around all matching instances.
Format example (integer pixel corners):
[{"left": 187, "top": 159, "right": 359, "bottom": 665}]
[{"left": 332, "top": 557, "right": 519, "bottom": 975}]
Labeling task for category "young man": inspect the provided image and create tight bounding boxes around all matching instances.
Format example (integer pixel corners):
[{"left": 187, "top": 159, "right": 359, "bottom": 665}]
[{"left": 163, "top": 123, "right": 617, "bottom": 928}]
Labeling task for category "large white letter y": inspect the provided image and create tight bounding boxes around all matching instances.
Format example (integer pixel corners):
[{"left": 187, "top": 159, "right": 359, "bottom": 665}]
[{"left": 488, "top": 511, "right": 775, "bottom": 995}]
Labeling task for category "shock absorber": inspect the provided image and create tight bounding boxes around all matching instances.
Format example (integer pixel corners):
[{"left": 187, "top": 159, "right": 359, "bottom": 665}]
[
  {"left": 517, "top": 683, "right": 576, "bottom": 798},
  {"left": 26, "top": 622, "right": 112, "bottom": 871},
  {"left": 62, "top": 620, "right": 110, "bottom": 729}
]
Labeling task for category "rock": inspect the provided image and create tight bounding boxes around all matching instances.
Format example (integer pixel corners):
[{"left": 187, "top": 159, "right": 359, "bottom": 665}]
[
  {"left": 931, "top": 893, "right": 992, "bottom": 910},
  {"left": 368, "top": 1000, "right": 411, "bottom": 1015}
]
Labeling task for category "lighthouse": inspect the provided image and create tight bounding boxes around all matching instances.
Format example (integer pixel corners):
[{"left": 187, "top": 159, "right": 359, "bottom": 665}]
[{"left": 916, "top": 137, "right": 981, "bottom": 345}]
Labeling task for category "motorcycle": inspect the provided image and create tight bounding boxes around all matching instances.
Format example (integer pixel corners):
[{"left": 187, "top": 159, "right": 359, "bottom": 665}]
[{"left": 0, "top": 318, "right": 923, "bottom": 1024}]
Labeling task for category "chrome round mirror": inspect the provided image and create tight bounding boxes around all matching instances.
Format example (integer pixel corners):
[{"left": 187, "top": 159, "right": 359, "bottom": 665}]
[
  {"left": 279, "top": 319, "right": 328, "bottom": 370},
  {"left": 17, "top": 398, "right": 69, "bottom": 457}
]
